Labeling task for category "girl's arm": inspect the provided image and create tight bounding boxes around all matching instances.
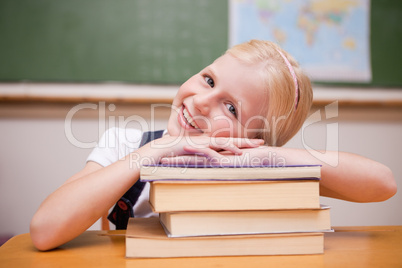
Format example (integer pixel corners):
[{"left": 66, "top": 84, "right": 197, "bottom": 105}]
[
  {"left": 30, "top": 157, "right": 141, "bottom": 251},
  {"left": 30, "top": 139, "right": 171, "bottom": 251},
  {"left": 267, "top": 147, "right": 397, "bottom": 202},
  {"left": 30, "top": 135, "right": 263, "bottom": 251},
  {"left": 168, "top": 146, "right": 397, "bottom": 202}
]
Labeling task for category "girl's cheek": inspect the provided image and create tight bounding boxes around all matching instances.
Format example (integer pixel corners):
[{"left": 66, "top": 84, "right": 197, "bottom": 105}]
[{"left": 209, "top": 119, "right": 240, "bottom": 138}]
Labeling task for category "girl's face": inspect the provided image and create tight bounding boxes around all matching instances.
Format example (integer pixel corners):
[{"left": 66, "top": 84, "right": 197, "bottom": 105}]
[{"left": 167, "top": 53, "right": 266, "bottom": 138}]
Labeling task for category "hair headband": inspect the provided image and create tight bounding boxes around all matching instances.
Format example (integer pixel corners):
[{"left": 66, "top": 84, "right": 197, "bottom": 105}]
[{"left": 276, "top": 49, "right": 299, "bottom": 110}]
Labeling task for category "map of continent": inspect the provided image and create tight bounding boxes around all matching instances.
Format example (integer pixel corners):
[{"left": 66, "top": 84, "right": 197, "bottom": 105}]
[{"left": 230, "top": 0, "right": 371, "bottom": 82}]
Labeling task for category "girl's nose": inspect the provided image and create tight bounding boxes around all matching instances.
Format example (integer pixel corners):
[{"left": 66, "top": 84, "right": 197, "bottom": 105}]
[{"left": 193, "top": 91, "right": 214, "bottom": 115}]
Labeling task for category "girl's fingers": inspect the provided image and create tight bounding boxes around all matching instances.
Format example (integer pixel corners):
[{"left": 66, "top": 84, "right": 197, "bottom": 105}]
[
  {"left": 231, "top": 138, "right": 265, "bottom": 148},
  {"left": 183, "top": 137, "right": 264, "bottom": 156},
  {"left": 183, "top": 145, "right": 226, "bottom": 158},
  {"left": 209, "top": 137, "right": 264, "bottom": 150},
  {"left": 206, "top": 142, "right": 241, "bottom": 155},
  {"left": 154, "top": 136, "right": 264, "bottom": 165},
  {"left": 160, "top": 155, "right": 213, "bottom": 166}
]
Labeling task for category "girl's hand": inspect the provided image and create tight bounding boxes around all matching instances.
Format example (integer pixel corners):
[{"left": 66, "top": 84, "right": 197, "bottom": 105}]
[
  {"left": 161, "top": 143, "right": 270, "bottom": 167},
  {"left": 181, "top": 136, "right": 265, "bottom": 157},
  {"left": 136, "top": 135, "right": 264, "bottom": 166}
]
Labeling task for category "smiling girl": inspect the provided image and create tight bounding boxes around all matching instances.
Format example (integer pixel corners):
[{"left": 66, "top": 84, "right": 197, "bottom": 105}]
[{"left": 30, "top": 40, "right": 396, "bottom": 251}]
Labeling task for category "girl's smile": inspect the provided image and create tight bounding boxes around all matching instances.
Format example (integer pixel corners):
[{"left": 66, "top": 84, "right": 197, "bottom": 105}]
[
  {"left": 178, "top": 105, "right": 202, "bottom": 132},
  {"left": 167, "top": 53, "right": 267, "bottom": 138}
]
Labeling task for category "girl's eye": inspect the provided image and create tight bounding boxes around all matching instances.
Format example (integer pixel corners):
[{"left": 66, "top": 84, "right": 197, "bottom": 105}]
[
  {"left": 204, "top": 76, "right": 215, "bottom": 88},
  {"left": 226, "top": 103, "right": 237, "bottom": 117}
]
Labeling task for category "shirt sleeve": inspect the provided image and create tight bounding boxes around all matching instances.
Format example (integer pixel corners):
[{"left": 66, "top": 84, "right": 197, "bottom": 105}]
[{"left": 86, "top": 127, "right": 143, "bottom": 167}]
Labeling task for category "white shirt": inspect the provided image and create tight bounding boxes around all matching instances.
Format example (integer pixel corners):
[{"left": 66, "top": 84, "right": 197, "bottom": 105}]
[{"left": 86, "top": 127, "right": 158, "bottom": 218}]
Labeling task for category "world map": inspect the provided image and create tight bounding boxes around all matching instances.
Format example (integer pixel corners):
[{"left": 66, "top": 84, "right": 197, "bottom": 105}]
[{"left": 230, "top": 0, "right": 371, "bottom": 82}]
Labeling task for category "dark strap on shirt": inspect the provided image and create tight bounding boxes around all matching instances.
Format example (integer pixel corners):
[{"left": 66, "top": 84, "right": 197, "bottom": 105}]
[{"left": 107, "top": 130, "right": 164, "bottom": 229}]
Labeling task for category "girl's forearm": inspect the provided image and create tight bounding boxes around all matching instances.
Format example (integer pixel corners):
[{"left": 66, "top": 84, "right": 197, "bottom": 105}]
[
  {"left": 266, "top": 147, "right": 396, "bottom": 202},
  {"left": 30, "top": 157, "right": 140, "bottom": 251},
  {"left": 319, "top": 151, "right": 396, "bottom": 202}
]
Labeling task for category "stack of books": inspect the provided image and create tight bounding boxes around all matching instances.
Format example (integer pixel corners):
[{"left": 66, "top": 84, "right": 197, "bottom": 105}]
[{"left": 126, "top": 164, "right": 331, "bottom": 258}]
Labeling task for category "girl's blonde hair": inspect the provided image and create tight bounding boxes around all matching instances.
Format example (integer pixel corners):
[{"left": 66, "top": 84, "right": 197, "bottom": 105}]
[{"left": 226, "top": 40, "right": 313, "bottom": 146}]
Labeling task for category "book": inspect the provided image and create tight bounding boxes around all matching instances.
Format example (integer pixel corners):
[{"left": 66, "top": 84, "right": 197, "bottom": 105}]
[
  {"left": 149, "top": 179, "right": 320, "bottom": 212},
  {"left": 159, "top": 205, "right": 332, "bottom": 237},
  {"left": 125, "top": 217, "right": 324, "bottom": 258},
  {"left": 140, "top": 164, "right": 321, "bottom": 182}
]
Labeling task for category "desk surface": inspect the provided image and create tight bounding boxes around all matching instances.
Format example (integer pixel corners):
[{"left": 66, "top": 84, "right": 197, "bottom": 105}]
[{"left": 1, "top": 226, "right": 401, "bottom": 268}]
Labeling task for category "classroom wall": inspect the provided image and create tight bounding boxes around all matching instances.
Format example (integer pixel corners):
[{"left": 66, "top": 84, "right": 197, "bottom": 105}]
[{"left": 0, "top": 98, "right": 401, "bottom": 237}]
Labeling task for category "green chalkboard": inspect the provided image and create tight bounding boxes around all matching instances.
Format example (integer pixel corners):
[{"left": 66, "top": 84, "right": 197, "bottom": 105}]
[
  {"left": 0, "top": 0, "right": 228, "bottom": 84},
  {"left": 370, "top": 0, "right": 402, "bottom": 87},
  {"left": 0, "top": 0, "right": 401, "bottom": 86}
]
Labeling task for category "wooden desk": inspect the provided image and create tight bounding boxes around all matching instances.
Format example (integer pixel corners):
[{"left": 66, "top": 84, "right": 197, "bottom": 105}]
[{"left": 1, "top": 226, "right": 401, "bottom": 268}]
